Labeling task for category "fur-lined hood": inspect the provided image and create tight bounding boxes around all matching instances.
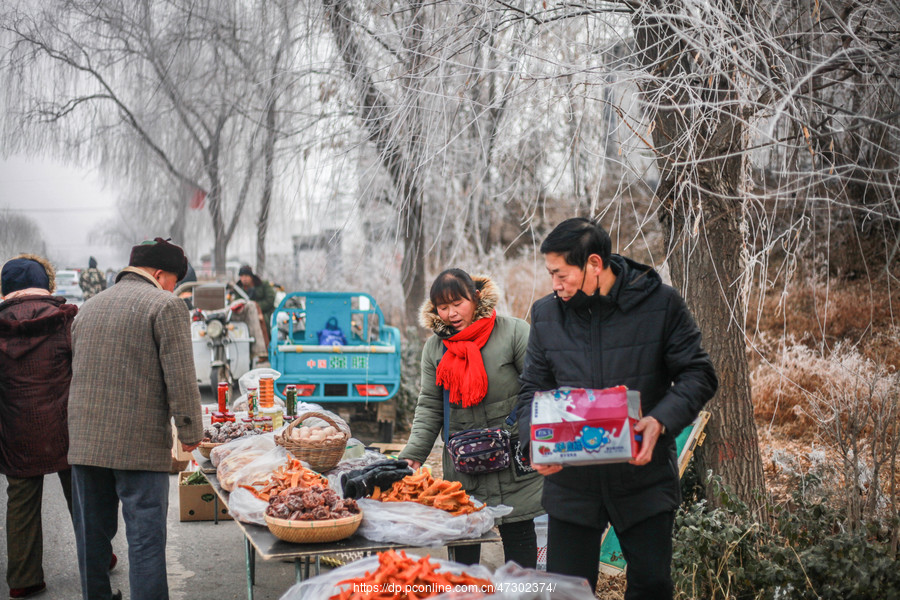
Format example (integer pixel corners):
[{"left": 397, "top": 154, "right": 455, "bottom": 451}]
[
  {"left": 3, "top": 253, "right": 57, "bottom": 294},
  {"left": 419, "top": 275, "right": 500, "bottom": 338}
]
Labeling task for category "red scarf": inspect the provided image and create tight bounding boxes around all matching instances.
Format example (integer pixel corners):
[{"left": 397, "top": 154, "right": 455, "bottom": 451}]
[{"left": 435, "top": 310, "right": 497, "bottom": 408}]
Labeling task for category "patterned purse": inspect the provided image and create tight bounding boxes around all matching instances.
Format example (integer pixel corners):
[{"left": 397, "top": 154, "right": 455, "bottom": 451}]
[{"left": 447, "top": 427, "right": 512, "bottom": 474}]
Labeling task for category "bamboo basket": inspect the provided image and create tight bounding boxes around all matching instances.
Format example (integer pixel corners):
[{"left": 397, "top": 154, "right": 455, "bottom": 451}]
[
  {"left": 265, "top": 512, "right": 362, "bottom": 544},
  {"left": 275, "top": 411, "right": 349, "bottom": 473},
  {"left": 198, "top": 442, "right": 223, "bottom": 460}
]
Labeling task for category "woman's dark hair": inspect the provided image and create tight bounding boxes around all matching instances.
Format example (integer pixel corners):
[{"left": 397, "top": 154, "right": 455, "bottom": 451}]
[
  {"left": 540, "top": 217, "right": 611, "bottom": 268},
  {"left": 429, "top": 268, "right": 477, "bottom": 307}
]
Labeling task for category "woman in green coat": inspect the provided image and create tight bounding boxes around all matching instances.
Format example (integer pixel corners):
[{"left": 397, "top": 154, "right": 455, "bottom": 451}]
[{"left": 399, "top": 269, "right": 543, "bottom": 567}]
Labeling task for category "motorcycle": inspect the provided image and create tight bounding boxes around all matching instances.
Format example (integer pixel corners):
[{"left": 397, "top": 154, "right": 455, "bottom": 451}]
[{"left": 174, "top": 281, "right": 256, "bottom": 391}]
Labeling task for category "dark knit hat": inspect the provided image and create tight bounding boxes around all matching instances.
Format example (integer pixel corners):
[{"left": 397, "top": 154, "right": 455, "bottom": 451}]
[
  {"left": 129, "top": 238, "right": 188, "bottom": 280},
  {"left": 2, "top": 257, "right": 52, "bottom": 296},
  {"left": 238, "top": 265, "right": 253, "bottom": 276}
]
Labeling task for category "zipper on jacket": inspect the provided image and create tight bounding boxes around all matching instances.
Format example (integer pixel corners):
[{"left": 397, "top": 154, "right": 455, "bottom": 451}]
[{"left": 590, "top": 304, "right": 602, "bottom": 388}]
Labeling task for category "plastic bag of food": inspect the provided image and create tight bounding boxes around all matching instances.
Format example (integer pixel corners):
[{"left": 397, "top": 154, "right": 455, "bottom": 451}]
[
  {"left": 214, "top": 434, "right": 279, "bottom": 489},
  {"left": 210, "top": 431, "right": 276, "bottom": 467},
  {"left": 223, "top": 445, "right": 292, "bottom": 491},
  {"left": 355, "top": 498, "right": 512, "bottom": 546},
  {"left": 279, "top": 552, "right": 494, "bottom": 600},
  {"left": 226, "top": 486, "right": 268, "bottom": 526},
  {"left": 476, "top": 562, "right": 596, "bottom": 599}
]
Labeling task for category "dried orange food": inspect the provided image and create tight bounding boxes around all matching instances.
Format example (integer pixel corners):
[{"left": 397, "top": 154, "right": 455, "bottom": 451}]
[
  {"left": 378, "top": 468, "right": 483, "bottom": 515},
  {"left": 330, "top": 549, "right": 493, "bottom": 599},
  {"left": 239, "top": 457, "right": 326, "bottom": 501}
]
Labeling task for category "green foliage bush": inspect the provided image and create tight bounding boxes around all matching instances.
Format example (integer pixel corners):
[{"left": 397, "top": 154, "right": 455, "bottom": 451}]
[{"left": 673, "top": 475, "right": 900, "bottom": 600}]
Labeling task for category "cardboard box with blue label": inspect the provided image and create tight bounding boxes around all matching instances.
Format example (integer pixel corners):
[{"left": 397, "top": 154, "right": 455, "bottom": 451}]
[{"left": 530, "top": 386, "right": 641, "bottom": 465}]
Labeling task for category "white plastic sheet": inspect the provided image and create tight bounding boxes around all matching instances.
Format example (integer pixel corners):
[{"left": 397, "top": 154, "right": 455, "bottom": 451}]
[
  {"left": 278, "top": 555, "right": 596, "bottom": 600},
  {"left": 209, "top": 431, "right": 276, "bottom": 468},
  {"left": 355, "top": 498, "right": 512, "bottom": 546},
  {"left": 226, "top": 486, "right": 268, "bottom": 526}
]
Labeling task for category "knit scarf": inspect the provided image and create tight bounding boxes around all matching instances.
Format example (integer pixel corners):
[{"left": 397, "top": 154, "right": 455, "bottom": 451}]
[{"left": 435, "top": 310, "right": 497, "bottom": 408}]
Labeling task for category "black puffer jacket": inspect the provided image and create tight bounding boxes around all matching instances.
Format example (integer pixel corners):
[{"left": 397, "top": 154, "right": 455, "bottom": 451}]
[{"left": 516, "top": 255, "right": 717, "bottom": 532}]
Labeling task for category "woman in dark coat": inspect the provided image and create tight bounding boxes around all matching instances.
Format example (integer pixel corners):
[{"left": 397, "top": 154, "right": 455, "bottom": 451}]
[
  {"left": 0, "top": 254, "right": 78, "bottom": 599},
  {"left": 399, "top": 269, "right": 543, "bottom": 567}
]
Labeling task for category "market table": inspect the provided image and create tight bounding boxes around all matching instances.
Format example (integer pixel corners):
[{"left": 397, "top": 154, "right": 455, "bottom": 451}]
[{"left": 199, "top": 468, "right": 502, "bottom": 600}]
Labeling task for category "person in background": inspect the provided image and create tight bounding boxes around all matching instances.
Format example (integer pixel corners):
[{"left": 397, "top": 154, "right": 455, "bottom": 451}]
[
  {"left": 516, "top": 218, "right": 718, "bottom": 598},
  {"left": 67, "top": 238, "right": 203, "bottom": 600},
  {"left": 176, "top": 262, "right": 198, "bottom": 310},
  {"left": 399, "top": 269, "right": 543, "bottom": 567},
  {"left": 0, "top": 255, "right": 79, "bottom": 599},
  {"left": 235, "top": 264, "right": 276, "bottom": 365},
  {"left": 78, "top": 256, "right": 107, "bottom": 300},
  {"left": 236, "top": 264, "right": 276, "bottom": 327},
  {"left": 104, "top": 269, "right": 116, "bottom": 289}
]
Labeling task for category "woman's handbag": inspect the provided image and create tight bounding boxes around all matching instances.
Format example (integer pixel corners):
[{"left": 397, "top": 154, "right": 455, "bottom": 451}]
[{"left": 446, "top": 427, "right": 512, "bottom": 474}]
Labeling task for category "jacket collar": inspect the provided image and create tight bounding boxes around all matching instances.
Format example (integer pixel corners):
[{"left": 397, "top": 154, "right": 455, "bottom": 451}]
[
  {"left": 116, "top": 267, "right": 164, "bottom": 290},
  {"left": 420, "top": 275, "right": 500, "bottom": 338},
  {"left": 556, "top": 255, "right": 661, "bottom": 315},
  {"left": 4, "top": 288, "right": 52, "bottom": 300}
]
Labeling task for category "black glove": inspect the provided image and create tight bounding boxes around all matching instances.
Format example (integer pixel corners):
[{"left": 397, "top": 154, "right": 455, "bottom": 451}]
[{"left": 340, "top": 460, "right": 413, "bottom": 499}]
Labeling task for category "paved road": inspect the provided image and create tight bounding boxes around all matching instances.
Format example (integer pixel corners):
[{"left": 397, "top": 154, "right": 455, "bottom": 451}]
[{"left": 1, "top": 400, "right": 503, "bottom": 599}]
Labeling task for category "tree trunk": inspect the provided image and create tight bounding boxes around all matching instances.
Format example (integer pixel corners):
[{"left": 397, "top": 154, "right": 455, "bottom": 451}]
[
  {"left": 257, "top": 95, "right": 277, "bottom": 277},
  {"left": 663, "top": 192, "right": 767, "bottom": 513},
  {"left": 207, "top": 152, "right": 227, "bottom": 278},
  {"left": 169, "top": 193, "right": 187, "bottom": 247},
  {"left": 323, "top": 0, "right": 427, "bottom": 328},
  {"left": 400, "top": 191, "right": 426, "bottom": 328},
  {"left": 634, "top": 3, "right": 767, "bottom": 513}
]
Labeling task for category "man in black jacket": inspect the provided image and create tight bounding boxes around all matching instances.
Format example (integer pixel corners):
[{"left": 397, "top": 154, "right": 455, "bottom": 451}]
[{"left": 516, "top": 218, "right": 718, "bottom": 599}]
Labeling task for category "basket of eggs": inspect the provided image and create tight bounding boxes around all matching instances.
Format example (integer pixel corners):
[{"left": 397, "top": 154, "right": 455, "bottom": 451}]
[{"left": 275, "top": 411, "right": 349, "bottom": 473}]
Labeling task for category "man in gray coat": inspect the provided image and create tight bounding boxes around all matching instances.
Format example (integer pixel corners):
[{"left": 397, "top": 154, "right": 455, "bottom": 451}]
[{"left": 68, "top": 238, "right": 203, "bottom": 600}]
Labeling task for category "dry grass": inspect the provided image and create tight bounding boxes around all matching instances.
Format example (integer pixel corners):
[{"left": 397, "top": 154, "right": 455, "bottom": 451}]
[
  {"left": 748, "top": 271, "right": 900, "bottom": 368},
  {"left": 749, "top": 270, "right": 900, "bottom": 439},
  {"left": 597, "top": 571, "right": 627, "bottom": 599}
]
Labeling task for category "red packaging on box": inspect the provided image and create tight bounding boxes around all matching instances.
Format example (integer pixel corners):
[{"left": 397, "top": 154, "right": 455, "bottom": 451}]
[{"left": 530, "top": 386, "right": 641, "bottom": 465}]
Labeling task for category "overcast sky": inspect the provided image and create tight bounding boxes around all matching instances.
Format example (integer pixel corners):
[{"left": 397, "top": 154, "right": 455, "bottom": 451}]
[{"left": 0, "top": 154, "right": 126, "bottom": 270}]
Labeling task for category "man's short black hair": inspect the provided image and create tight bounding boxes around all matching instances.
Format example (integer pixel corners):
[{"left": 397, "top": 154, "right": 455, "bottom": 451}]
[{"left": 540, "top": 217, "right": 612, "bottom": 268}]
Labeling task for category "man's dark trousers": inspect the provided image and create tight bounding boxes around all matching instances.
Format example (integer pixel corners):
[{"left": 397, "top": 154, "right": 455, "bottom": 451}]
[
  {"left": 547, "top": 511, "right": 675, "bottom": 599},
  {"left": 71, "top": 465, "right": 169, "bottom": 600}
]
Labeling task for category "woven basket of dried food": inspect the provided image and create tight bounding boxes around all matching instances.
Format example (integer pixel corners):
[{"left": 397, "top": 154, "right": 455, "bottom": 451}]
[
  {"left": 275, "top": 411, "right": 349, "bottom": 473},
  {"left": 198, "top": 442, "right": 223, "bottom": 459},
  {"left": 265, "top": 512, "right": 362, "bottom": 544}
]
